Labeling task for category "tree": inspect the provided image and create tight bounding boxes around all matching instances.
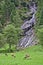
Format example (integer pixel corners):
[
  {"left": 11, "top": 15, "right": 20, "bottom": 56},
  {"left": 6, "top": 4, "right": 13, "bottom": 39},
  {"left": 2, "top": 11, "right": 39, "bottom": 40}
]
[
  {"left": 3, "top": 24, "right": 21, "bottom": 51},
  {"left": 0, "top": 33, "right": 5, "bottom": 48},
  {"left": 11, "top": 11, "right": 22, "bottom": 27},
  {"left": 0, "top": 0, "right": 16, "bottom": 27},
  {"left": 0, "top": 0, "right": 6, "bottom": 26},
  {"left": 37, "top": 28, "right": 43, "bottom": 46},
  {"left": 35, "top": 0, "right": 43, "bottom": 46}
]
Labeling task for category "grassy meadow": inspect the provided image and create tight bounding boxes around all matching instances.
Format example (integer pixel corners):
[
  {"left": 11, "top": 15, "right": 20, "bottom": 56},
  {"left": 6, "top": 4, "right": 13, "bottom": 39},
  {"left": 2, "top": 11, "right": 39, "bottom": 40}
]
[{"left": 0, "top": 44, "right": 43, "bottom": 65}]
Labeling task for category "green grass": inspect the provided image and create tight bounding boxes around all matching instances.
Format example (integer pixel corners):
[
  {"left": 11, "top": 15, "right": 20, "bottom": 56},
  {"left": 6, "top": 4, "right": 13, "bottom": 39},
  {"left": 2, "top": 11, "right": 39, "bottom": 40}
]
[{"left": 0, "top": 44, "right": 43, "bottom": 65}]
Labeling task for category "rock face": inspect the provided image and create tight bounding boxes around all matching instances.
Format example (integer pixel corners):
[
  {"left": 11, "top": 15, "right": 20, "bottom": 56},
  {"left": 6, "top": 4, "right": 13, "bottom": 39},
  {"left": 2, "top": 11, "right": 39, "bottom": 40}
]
[{"left": 17, "top": 1, "right": 38, "bottom": 48}]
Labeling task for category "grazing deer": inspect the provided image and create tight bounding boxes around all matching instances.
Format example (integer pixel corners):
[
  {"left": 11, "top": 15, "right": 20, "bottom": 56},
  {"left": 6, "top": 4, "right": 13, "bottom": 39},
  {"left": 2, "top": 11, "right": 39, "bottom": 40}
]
[
  {"left": 24, "top": 54, "right": 30, "bottom": 59},
  {"left": 5, "top": 53, "right": 8, "bottom": 56},
  {"left": 11, "top": 53, "right": 16, "bottom": 58}
]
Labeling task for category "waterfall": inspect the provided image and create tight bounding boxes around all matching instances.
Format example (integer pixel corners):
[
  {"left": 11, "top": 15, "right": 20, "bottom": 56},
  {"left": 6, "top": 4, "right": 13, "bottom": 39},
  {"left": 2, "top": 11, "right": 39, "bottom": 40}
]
[{"left": 17, "top": 1, "right": 38, "bottom": 48}]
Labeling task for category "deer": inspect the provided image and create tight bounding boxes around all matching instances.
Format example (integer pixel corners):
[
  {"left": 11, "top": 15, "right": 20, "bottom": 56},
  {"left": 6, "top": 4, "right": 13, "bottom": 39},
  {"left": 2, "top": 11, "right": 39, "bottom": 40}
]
[{"left": 24, "top": 53, "right": 31, "bottom": 59}]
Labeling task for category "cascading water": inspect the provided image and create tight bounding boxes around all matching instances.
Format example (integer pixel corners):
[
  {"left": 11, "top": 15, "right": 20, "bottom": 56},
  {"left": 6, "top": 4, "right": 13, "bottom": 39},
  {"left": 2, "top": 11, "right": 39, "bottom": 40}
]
[{"left": 17, "top": 1, "right": 38, "bottom": 48}]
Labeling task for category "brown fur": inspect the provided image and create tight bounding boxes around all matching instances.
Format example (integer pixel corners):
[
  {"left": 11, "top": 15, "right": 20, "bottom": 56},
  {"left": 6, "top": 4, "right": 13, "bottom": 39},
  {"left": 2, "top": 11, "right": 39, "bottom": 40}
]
[
  {"left": 24, "top": 54, "right": 30, "bottom": 59},
  {"left": 11, "top": 54, "right": 16, "bottom": 57},
  {"left": 5, "top": 53, "right": 8, "bottom": 56}
]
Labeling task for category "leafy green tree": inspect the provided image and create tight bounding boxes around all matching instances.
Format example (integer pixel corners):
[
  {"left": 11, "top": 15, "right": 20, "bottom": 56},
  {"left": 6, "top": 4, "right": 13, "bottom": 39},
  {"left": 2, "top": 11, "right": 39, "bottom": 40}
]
[
  {"left": 0, "top": 0, "right": 16, "bottom": 26},
  {"left": 3, "top": 24, "right": 21, "bottom": 51},
  {"left": 35, "top": 0, "right": 43, "bottom": 47},
  {"left": 11, "top": 11, "right": 22, "bottom": 27}
]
